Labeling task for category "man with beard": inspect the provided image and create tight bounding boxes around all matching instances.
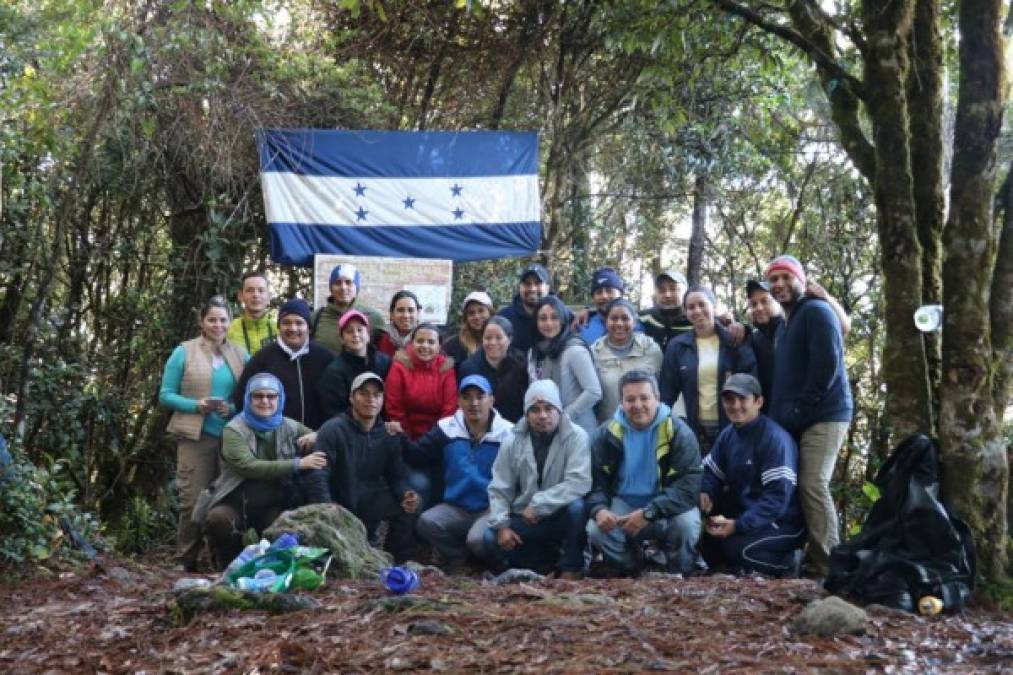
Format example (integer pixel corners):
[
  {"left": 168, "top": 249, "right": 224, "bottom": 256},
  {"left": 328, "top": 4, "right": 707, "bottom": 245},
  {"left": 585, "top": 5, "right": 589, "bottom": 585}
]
[
  {"left": 310, "top": 263, "right": 386, "bottom": 355},
  {"left": 639, "top": 270, "right": 692, "bottom": 352},
  {"left": 765, "top": 254, "right": 852, "bottom": 577},
  {"left": 234, "top": 298, "right": 334, "bottom": 429},
  {"left": 497, "top": 263, "right": 552, "bottom": 354},
  {"left": 482, "top": 380, "right": 591, "bottom": 579}
]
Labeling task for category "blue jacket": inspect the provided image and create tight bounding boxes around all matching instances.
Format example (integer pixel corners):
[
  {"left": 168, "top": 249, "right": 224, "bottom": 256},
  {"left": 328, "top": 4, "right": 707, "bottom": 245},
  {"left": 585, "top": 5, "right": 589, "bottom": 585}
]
[
  {"left": 403, "top": 409, "right": 513, "bottom": 513},
  {"left": 701, "top": 414, "right": 803, "bottom": 534},
  {"left": 497, "top": 294, "right": 538, "bottom": 355},
  {"left": 659, "top": 323, "right": 757, "bottom": 434},
  {"left": 769, "top": 297, "right": 852, "bottom": 434}
]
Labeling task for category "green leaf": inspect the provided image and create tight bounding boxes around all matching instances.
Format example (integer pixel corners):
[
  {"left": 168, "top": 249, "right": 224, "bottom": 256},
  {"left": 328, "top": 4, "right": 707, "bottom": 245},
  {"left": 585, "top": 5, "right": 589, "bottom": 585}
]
[{"left": 861, "top": 481, "right": 881, "bottom": 503}]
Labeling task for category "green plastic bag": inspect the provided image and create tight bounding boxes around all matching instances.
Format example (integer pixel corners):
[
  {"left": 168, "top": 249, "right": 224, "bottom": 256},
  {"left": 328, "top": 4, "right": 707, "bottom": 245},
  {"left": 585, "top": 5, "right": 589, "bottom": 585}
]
[{"left": 226, "top": 546, "right": 331, "bottom": 593}]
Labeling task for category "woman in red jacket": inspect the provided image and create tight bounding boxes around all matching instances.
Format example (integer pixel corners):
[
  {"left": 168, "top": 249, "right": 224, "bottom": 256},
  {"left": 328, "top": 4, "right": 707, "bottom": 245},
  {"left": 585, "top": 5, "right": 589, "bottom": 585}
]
[{"left": 384, "top": 323, "right": 457, "bottom": 440}]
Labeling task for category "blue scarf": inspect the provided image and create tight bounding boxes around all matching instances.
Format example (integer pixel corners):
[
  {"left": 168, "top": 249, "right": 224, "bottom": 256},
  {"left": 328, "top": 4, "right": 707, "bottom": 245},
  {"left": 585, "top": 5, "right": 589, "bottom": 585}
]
[{"left": 242, "top": 372, "right": 286, "bottom": 433}]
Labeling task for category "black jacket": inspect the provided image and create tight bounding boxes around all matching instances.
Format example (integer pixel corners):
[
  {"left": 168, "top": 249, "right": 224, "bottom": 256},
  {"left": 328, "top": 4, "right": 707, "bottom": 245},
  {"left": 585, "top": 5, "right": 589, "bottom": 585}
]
[
  {"left": 233, "top": 341, "right": 334, "bottom": 430},
  {"left": 638, "top": 306, "right": 693, "bottom": 352},
  {"left": 586, "top": 413, "right": 702, "bottom": 521},
  {"left": 747, "top": 315, "right": 782, "bottom": 412},
  {"left": 316, "top": 346, "right": 391, "bottom": 422},
  {"left": 458, "top": 348, "right": 530, "bottom": 423},
  {"left": 303, "top": 412, "right": 410, "bottom": 512}
]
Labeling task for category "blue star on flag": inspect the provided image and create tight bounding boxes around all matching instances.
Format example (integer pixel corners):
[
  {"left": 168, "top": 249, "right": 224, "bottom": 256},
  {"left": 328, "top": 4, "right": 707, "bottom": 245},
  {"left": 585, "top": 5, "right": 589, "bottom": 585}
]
[
  {"left": 355, "top": 206, "right": 368, "bottom": 221},
  {"left": 403, "top": 196, "right": 416, "bottom": 209},
  {"left": 353, "top": 182, "right": 367, "bottom": 197},
  {"left": 453, "top": 207, "right": 465, "bottom": 220},
  {"left": 450, "top": 183, "right": 463, "bottom": 197}
]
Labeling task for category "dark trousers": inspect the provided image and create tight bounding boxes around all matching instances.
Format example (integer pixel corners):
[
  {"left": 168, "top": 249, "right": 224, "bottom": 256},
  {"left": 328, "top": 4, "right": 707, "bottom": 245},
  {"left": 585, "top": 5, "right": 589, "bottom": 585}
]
[
  {"left": 352, "top": 489, "right": 417, "bottom": 564},
  {"left": 701, "top": 522, "right": 806, "bottom": 576},
  {"left": 481, "top": 499, "right": 587, "bottom": 573},
  {"left": 204, "top": 482, "right": 285, "bottom": 571}
]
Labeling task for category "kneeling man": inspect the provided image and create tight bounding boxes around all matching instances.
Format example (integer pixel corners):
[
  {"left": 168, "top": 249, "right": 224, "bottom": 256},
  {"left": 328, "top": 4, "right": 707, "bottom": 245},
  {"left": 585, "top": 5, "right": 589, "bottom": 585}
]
[
  {"left": 700, "top": 373, "right": 805, "bottom": 577},
  {"left": 484, "top": 380, "right": 591, "bottom": 578},
  {"left": 305, "top": 372, "right": 418, "bottom": 563},
  {"left": 586, "top": 370, "right": 702, "bottom": 576}
]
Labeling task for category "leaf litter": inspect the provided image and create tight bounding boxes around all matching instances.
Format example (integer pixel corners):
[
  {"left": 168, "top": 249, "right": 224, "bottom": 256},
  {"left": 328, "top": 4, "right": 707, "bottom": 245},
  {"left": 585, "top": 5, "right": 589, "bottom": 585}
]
[{"left": 0, "top": 556, "right": 1009, "bottom": 673}]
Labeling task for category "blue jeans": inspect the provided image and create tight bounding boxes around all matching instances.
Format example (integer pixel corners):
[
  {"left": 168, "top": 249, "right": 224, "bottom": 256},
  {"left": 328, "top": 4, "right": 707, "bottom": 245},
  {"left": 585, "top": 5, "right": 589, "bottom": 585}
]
[
  {"left": 406, "top": 467, "right": 443, "bottom": 514},
  {"left": 482, "top": 499, "right": 587, "bottom": 573},
  {"left": 586, "top": 496, "right": 701, "bottom": 574}
]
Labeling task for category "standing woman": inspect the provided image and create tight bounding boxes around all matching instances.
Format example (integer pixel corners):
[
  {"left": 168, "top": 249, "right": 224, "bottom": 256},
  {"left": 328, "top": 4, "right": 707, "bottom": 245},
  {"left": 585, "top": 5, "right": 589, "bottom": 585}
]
[
  {"left": 459, "top": 316, "right": 529, "bottom": 423},
  {"left": 443, "top": 291, "right": 494, "bottom": 368},
  {"left": 376, "top": 290, "right": 420, "bottom": 357},
  {"left": 528, "top": 296, "right": 602, "bottom": 435},
  {"left": 592, "top": 299, "right": 663, "bottom": 423},
  {"left": 385, "top": 323, "right": 458, "bottom": 440},
  {"left": 159, "top": 295, "right": 247, "bottom": 572},
  {"left": 660, "top": 286, "right": 756, "bottom": 453}
]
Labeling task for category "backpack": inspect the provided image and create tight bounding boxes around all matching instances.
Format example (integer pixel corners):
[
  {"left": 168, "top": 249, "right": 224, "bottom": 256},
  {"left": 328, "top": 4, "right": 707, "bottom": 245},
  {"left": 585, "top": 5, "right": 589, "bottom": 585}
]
[{"left": 824, "top": 434, "right": 975, "bottom": 613}]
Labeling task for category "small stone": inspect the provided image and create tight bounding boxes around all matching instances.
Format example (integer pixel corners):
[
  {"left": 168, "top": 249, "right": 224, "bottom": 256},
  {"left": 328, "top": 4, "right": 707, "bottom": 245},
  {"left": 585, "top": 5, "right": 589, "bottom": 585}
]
[
  {"left": 487, "top": 568, "right": 546, "bottom": 585},
  {"left": 792, "top": 595, "right": 868, "bottom": 636},
  {"left": 107, "top": 566, "right": 132, "bottom": 582},
  {"left": 172, "top": 577, "right": 212, "bottom": 593},
  {"left": 407, "top": 619, "right": 454, "bottom": 636}
]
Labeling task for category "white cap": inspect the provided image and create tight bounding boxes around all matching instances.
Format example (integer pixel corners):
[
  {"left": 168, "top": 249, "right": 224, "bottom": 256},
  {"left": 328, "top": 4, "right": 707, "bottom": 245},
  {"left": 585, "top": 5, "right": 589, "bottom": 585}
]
[{"left": 462, "top": 290, "right": 494, "bottom": 310}]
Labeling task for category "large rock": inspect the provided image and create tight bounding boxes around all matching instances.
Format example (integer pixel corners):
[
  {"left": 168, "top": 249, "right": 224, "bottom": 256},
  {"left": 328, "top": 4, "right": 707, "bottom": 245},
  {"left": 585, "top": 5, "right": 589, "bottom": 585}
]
[
  {"left": 792, "top": 595, "right": 868, "bottom": 637},
  {"left": 264, "top": 503, "right": 391, "bottom": 580}
]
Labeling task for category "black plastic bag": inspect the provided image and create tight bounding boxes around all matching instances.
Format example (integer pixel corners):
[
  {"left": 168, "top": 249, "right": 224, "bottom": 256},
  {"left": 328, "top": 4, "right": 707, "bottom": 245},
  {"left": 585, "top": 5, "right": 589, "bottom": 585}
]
[{"left": 824, "top": 434, "right": 975, "bottom": 613}]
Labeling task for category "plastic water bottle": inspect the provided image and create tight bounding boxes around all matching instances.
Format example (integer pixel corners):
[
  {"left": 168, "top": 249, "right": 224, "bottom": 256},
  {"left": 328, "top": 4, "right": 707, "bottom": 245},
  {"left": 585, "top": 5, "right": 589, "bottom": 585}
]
[
  {"left": 225, "top": 538, "right": 270, "bottom": 575},
  {"left": 237, "top": 568, "right": 278, "bottom": 593},
  {"left": 270, "top": 532, "right": 299, "bottom": 551}
]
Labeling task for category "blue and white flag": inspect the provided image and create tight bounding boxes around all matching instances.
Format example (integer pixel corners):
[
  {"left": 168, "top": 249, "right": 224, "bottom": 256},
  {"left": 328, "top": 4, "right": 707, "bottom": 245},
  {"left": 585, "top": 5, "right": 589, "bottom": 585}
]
[{"left": 257, "top": 129, "right": 542, "bottom": 265}]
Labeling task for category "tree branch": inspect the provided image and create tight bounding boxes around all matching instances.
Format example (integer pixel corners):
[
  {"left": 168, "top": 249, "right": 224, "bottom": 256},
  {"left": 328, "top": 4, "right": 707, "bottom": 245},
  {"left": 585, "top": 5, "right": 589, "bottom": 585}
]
[{"left": 712, "top": 0, "right": 865, "bottom": 97}]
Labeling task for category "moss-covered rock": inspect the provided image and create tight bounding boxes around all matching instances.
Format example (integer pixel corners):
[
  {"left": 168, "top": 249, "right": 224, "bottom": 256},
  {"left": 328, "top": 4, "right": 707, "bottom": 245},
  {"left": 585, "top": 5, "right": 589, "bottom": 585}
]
[
  {"left": 264, "top": 503, "right": 391, "bottom": 580},
  {"left": 170, "top": 586, "right": 321, "bottom": 625}
]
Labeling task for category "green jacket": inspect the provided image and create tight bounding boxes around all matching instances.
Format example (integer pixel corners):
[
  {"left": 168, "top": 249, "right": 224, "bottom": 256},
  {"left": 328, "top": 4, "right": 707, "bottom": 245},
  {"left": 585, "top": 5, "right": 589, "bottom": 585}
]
[
  {"left": 311, "top": 299, "right": 386, "bottom": 356},
  {"left": 191, "top": 415, "right": 310, "bottom": 524}
]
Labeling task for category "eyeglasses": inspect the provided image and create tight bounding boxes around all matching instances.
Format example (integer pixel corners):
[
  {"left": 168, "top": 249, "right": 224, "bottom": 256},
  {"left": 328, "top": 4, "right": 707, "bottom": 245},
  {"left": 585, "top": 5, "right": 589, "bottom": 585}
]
[{"left": 252, "top": 392, "right": 279, "bottom": 401}]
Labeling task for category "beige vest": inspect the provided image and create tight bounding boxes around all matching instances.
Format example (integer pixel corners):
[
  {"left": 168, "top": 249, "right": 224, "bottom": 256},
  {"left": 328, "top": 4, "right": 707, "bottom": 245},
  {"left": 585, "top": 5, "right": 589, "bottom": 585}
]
[{"left": 166, "top": 336, "right": 246, "bottom": 440}]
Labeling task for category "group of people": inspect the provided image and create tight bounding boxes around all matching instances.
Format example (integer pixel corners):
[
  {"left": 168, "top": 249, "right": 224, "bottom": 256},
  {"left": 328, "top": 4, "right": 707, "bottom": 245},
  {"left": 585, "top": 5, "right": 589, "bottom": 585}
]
[{"left": 160, "top": 253, "right": 852, "bottom": 580}]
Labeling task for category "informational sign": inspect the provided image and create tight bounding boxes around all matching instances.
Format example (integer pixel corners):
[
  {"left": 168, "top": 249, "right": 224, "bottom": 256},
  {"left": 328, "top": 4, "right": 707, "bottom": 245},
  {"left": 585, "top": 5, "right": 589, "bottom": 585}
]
[{"left": 313, "top": 254, "right": 453, "bottom": 324}]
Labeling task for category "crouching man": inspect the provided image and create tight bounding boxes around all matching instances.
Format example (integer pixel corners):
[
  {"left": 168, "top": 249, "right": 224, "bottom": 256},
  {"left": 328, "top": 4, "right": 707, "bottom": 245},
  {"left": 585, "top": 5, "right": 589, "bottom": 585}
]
[
  {"left": 304, "top": 372, "right": 418, "bottom": 563},
  {"left": 700, "top": 373, "right": 805, "bottom": 577},
  {"left": 483, "top": 380, "right": 591, "bottom": 579},
  {"left": 586, "top": 370, "right": 702, "bottom": 576},
  {"left": 404, "top": 375, "right": 513, "bottom": 572}
]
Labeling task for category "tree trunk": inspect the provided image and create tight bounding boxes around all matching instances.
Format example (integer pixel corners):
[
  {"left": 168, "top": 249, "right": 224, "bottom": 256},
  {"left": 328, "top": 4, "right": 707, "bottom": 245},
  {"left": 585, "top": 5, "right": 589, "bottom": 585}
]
[
  {"left": 938, "top": 0, "right": 1008, "bottom": 581},
  {"left": 906, "top": 0, "right": 946, "bottom": 410},
  {"left": 862, "top": 0, "right": 935, "bottom": 440},
  {"left": 687, "top": 173, "right": 707, "bottom": 287}
]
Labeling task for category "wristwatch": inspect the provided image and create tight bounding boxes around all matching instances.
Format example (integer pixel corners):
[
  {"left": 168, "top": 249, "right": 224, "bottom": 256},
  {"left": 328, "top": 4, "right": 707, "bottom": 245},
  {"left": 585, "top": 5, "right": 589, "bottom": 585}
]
[{"left": 642, "top": 504, "right": 658, "bottom": 521}]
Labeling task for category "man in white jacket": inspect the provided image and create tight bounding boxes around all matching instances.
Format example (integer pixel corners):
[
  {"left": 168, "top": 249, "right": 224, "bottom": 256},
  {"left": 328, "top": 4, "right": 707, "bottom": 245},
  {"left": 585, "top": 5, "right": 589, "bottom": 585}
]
[{"left": 482, "top": 380, "right": 592, "bottom": 579}]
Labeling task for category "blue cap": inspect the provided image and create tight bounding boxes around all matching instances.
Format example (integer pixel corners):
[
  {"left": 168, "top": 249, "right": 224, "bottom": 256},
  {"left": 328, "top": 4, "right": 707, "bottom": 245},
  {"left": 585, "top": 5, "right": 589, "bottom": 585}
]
[
  {"left": 591, "top": 266, "right": 624, "bottom": 293},
  {"left": 459, "top": 374, "right": 493, "bottom": 394}
]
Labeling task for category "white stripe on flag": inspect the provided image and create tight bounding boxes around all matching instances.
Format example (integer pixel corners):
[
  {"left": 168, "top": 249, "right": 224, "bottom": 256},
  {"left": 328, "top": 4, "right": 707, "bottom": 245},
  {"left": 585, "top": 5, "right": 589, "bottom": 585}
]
[{"left": 261, "top": 173, "right": 540, "bottom": 226}]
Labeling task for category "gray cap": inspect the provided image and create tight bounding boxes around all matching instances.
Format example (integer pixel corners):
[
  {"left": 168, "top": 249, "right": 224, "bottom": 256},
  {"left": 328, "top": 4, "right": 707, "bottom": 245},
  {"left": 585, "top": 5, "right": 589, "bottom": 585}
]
[
  {"left": 656, "top": 269, "right": 687, "bottom": 287},
  {"left": 350, "top": 371, "right": 384, "bottom": 393},
  {"left": 722, "top": 373, "right": 763, "bottom": 398}
]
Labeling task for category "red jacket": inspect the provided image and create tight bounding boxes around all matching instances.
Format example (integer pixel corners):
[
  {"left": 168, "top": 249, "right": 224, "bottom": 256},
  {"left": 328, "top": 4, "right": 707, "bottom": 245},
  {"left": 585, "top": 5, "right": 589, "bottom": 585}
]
[{"left": 384, "top": 346, "right": 457, "bottom": 440}]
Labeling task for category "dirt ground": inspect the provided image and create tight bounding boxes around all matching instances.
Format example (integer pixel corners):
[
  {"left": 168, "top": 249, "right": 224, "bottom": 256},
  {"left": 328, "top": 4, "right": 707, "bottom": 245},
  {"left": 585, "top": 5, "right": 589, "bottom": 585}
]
[{"left": 0, "top": 556, "right": 1010, "bottom": 673}]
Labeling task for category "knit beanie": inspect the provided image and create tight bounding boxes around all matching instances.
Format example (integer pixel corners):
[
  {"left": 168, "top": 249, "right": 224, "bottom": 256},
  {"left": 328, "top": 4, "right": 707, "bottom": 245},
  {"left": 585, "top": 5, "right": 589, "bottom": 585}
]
[
  {"left": 765, "top": 254, "right": 806, "bottom": 286},
  {"left": 278, "top": 298, "right": 311, "bottom": 325},
  {"left": 524, "top": 379, "right": 564, "bottom": 414}
]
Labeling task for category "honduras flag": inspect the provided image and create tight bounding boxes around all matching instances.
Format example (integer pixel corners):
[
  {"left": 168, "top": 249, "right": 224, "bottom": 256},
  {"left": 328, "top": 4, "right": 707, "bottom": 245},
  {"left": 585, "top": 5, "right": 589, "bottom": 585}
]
[{"left": 257, "top": 130, "right": 542, "bottom": 265}]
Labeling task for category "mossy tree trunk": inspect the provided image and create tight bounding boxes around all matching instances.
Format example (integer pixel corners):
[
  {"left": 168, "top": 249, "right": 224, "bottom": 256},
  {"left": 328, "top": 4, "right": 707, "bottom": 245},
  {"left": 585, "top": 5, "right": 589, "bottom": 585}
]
[
  {"left": 938, "top": 0, "right": 1008, "bottom": 580},
  {"left": 861, "top": 0, "right": 935, "bottom": 440}
]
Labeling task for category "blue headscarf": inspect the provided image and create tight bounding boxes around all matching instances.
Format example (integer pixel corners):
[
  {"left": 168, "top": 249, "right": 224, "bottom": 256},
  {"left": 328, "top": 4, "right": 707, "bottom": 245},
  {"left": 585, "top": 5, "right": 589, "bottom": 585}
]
[{"left": 242, "top": 372, "right": 286, "bottom": 433}]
